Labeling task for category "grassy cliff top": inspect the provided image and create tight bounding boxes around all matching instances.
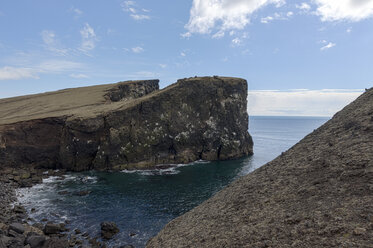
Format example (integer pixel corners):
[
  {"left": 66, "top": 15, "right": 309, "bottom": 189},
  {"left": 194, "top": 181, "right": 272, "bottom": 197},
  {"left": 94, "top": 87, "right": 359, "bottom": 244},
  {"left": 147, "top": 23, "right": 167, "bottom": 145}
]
[{"left": 0, "top": 76, "right": 245, "bottom": 125}]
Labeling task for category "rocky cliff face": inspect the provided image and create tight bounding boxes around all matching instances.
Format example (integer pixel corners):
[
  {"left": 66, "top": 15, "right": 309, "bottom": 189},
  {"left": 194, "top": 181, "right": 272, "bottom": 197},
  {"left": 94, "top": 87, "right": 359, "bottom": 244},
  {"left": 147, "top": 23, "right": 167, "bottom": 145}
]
[
  {"left": 0, "top": 77, "right": 253, "bottom": 171},
  {"left": 147, "top": 89, "right": 373, "bottom": 247}
]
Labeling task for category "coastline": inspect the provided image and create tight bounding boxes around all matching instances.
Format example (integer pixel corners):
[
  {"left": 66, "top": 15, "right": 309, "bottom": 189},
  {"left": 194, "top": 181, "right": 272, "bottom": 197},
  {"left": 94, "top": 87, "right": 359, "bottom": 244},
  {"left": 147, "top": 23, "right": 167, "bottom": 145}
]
[{"left": 0, "top": 167, "right": 113, "bottom": 248}]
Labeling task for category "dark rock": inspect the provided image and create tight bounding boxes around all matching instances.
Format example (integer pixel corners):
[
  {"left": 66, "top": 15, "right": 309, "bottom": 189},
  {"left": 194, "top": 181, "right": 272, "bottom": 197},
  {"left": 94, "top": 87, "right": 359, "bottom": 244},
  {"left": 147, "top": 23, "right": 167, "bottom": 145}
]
[
  {"left": 43, "top": 223, "right": 64, "bottom": 235},
  {"left": 0, "top": 238, "right": 5, "bottom": 248},
  {"left": 32, "top": 223, "right": 43, "bottom": 231},
  {"left": 41, "top": 237, "right": 68, "bottom": 248},
  {"left": 100, "top": 222, "right": 119, "bottom": 240},
  {"left": 25, "top": 235, "right": 46, "bottom": 248},
  {"left": 120, "top": 245, "right": 135, "bottom": 248},
  {"left": 12, "top": 205, "right": 26, "bottom": 214},
  {"left": 74, "top": 229, "right": 81, "bottom": 234},
  {"left": 7, "top": 238, "right": 24, "bottom": 248},
  {"left": 0, "top": 236, "right": 11, "bottom": 247},
  {"left": 74, "top": 190, "right": 91, "bottom": 196},
  {"left": 9, "top": 223, "right": 25, "bottom": 234},
  {"left": 89, "top": 238, "right": 104, "bottom": 248},
  {"left": 57, "top": 191, "right": 69, "bottom": 195},
  {"left": 0, "top": 77, "right": 252, "bottom": 171}
]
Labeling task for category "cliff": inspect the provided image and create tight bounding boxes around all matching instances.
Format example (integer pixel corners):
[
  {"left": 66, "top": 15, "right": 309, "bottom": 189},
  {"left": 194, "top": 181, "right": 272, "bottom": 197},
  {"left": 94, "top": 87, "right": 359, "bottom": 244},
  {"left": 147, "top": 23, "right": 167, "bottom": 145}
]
[
  {"left": 147, "top": 89, "right": 373, "bottom": 247},
  {"left": 0, "top": 76, "right": 253, "bottom": 171}
]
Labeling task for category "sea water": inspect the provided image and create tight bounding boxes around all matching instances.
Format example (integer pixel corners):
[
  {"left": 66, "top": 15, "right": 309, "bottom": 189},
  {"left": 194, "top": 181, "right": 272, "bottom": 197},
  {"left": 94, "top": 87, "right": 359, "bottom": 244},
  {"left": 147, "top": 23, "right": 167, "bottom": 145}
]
[{"left": 17, "top": 116, "right": 329, "bottom": 247}]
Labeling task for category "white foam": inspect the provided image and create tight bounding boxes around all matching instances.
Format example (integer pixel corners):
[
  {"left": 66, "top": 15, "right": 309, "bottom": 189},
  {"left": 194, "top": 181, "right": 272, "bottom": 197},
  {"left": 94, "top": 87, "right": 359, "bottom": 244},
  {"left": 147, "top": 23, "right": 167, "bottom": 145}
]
[{"left": 120, "top": 160, "right": 211, "bottom": 175}]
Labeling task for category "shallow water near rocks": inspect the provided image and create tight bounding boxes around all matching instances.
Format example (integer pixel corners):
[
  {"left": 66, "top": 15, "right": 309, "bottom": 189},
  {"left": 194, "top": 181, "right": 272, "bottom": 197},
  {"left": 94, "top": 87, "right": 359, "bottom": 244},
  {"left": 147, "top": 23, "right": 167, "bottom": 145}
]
[{"left": 17, "top": 116, "right": 328, "bottom": 247}]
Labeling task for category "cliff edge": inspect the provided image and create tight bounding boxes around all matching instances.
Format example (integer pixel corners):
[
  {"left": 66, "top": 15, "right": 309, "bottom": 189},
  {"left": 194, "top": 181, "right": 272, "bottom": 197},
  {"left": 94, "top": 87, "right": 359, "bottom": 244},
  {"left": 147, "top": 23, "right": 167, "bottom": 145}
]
[
  {"left": 147, "top": 89, "right": 372, "bottom": 247},
  {"left": 0, "top": 76, "right": 253, "bottom": 171}
]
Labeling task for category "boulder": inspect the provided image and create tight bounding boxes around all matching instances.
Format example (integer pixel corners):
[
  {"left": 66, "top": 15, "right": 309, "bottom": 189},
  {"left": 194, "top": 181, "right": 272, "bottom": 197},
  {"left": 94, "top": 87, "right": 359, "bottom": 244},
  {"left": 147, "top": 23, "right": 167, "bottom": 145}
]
[
  {"left": 43, "top": 223, "right": 64, "bottom": 235},
  {"left": 100, "top": 222, "right": 119, "bottom": 240},
  {"left": 41, "top": 237, "right": 68, "bottom": 248},
  {"left": 8, "top": 223, "right": 25, "bottom": 234},
  {"left": 25, "top": 235, "right": 46, "bottom": 248}
]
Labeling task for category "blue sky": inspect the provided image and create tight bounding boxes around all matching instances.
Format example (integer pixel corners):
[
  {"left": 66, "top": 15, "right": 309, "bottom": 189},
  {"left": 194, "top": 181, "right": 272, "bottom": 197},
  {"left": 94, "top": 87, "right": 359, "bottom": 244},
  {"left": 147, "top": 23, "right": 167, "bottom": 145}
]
[{"left": 0, "top": 0, "right": 372, "bottom": 115}]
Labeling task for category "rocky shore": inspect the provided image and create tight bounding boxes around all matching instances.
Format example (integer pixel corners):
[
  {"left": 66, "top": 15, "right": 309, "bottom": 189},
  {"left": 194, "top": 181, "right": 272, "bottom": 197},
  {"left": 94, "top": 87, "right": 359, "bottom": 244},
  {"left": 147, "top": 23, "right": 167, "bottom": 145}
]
[
  {"left": 147, "top": 89, "right": 373, "bottom": 247},
  {"left": 0, "top": 168, "right": 127, "bottom": 248}
]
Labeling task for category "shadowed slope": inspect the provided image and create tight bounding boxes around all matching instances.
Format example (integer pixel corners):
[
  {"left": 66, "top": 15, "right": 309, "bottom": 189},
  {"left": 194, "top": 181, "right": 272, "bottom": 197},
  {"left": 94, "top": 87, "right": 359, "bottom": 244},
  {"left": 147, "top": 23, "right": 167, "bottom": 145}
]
[{"left": 147, "top": 89, "right": 372, "bottom": 247}]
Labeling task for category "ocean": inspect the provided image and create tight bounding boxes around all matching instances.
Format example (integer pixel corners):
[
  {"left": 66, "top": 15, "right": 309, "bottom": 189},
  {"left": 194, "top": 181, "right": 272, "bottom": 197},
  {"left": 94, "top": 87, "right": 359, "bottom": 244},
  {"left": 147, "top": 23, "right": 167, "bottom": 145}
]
[{"left": 17, "top": 116, "right": 329, "bottom": 247}]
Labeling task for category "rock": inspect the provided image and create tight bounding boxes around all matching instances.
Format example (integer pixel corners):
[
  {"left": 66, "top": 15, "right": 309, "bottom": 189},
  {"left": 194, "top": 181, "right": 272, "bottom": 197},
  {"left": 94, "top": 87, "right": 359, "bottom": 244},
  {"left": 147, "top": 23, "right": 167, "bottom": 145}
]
[
  {"left": 12, "top": 205, "right": 26, "bottom": 214},
  {"left": 146, "top": 88, "right": 373, "bottom": 247},
  {"left": 0, "top": 236, "right": 11, "bottom": 247},
  {"left": 7, "top": 238, "right": 24, "bottom": 248},
  {"left": 8, "top": 223, "right": 25, "bottom": 234},
  {"left": 32, "top": 223, "right": 44, "bottom": 231},
  {"left": 0, "top": 223, "right": 7, "bottom": 231},
  {"left": 0, "top": 77, "right": 252, "bottom": 171},
  {"left": 353, "top": 227, "right": 366, "bottom": 236},
  {"left": 74, "top": 229, "right": 81, "bottom": 234},
  {"left": 43, "top": 223, "right": 64, "bottom": 235},
  {"left": 25, "top": 235, "right": 46, "bottom": 248},
  {"left": 0, "top": 238, "right": 5, "bottom": 248},
  {"left": 41, "top": 237, "right": 68, "bottom": 248},
  {"left": 74, "top": 190, "right": 91, "bottom": 196},
  {"left": 57, "top": 191, "right": 69, "bottom": 195},
  {"left": 20, "top": 172, "right": 31, "bottom": 179},
  {"left": 120, "top": 245, "right": 135, "bottom": 248},
  {"left": 100, "top": 222, "right": 119, "bottom": 240}
]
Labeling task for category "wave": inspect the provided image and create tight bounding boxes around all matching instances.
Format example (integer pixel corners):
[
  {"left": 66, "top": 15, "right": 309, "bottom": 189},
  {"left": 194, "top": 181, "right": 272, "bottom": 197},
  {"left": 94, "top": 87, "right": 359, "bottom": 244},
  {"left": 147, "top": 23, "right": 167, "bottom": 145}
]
[{"left": 121, "top": 159, "right": 210, "bottom": 176}]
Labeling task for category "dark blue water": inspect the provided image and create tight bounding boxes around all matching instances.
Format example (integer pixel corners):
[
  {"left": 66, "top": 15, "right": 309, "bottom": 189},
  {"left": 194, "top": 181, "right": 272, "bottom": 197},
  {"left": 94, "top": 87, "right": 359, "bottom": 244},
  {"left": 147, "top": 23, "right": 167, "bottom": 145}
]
[{"left": 17, "top": 116, "right": 329, "bottom": 247}]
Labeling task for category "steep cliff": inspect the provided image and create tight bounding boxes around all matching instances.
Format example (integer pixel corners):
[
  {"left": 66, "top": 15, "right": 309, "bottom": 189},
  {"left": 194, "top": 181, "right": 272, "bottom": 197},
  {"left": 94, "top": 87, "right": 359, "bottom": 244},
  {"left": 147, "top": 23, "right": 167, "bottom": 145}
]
[
  {"left": 0, "top": 77, "right": 253, "bottom": 171},
  {"left": 147, "top": 89, "right": 372, "bottom": 247}
]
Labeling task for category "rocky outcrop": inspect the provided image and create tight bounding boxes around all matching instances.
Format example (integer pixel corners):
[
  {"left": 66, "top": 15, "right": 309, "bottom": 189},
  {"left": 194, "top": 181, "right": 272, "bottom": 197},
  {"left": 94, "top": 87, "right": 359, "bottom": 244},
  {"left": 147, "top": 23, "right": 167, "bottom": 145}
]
[
  {"left": 0, "top": 76, "right": 253, "bottom": 171},
  {"left": 147, "top": 89, "right": 373, "bottom": 247}
]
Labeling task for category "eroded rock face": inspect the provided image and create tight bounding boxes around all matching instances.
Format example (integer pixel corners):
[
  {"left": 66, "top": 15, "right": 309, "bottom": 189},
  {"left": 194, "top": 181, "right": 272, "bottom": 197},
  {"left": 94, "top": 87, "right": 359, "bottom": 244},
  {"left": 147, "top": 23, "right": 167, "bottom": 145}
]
[{"left": 0, "top": 77, "right": 253, "bottom": 171}]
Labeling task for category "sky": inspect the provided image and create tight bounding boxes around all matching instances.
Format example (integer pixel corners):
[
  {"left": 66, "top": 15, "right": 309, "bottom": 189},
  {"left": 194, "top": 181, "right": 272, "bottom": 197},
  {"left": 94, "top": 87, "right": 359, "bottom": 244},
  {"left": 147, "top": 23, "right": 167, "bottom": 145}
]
[{"left": 0, "top": 0, "right": 372, "bottom": 116}]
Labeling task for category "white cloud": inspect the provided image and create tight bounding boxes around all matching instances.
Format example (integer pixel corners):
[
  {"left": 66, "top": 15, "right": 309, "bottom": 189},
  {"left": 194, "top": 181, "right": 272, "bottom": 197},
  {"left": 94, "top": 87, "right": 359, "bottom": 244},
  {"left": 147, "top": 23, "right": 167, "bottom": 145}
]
[
  {"left": 0, "top": 60, "right": 84, "bottom": 80},
  {"left": 247, "top": 89, "right": 363, "bottom": 116},
  {"left": 0, "top": 60, "right": 83, "bottom": 81},
  {"left": 70, "top": 73, "right": 89, "bottom": 79},
  {"left": 41, "top": 30, "right": 68, "bottom": 56},
  {"left": 80, "top": 23, "right": 97, "bottom": 52},
  {"left": 261, "top": 16, "right": 274, "bottom": 23},
  {"left": 159, "top": 64, "right": 167, "bottom": 68},
  {"left": 180, "top": 52, "right": 186, "bottom": 57},
  {"left": 130, "top": 14, "right": 150, "bottom": 20},
  {"left": 0, "top": 66, "right": 38, "bottom": 80},
  {"left": 231, "top": 37, "right": 242, "bottom": 46},
  {"left": 132, "top": 46, "right": 144, "bottom": 53},
  {"left": 185, "top": 0, "right": 285, "bottom": 36},
  {"left": 261, "top": 12, "right": 293, "bottom": 24},
  {"left": 296, "top": 2, "right": 311, "bottom": 11},
  {"left": 121, "top": 1, "right": 150, "bottom": 20},
  {"left": 314, "top": 0, "right": 373, "bottom": 22},
  {"left": 70, "top": 7, "right": 83, "bottom": 17},
  {"left": 346, "top": 27, "right": 352, "bottom": 33},
  {"left": 320, "top": 42, "right": 336, "bottom": 50}
]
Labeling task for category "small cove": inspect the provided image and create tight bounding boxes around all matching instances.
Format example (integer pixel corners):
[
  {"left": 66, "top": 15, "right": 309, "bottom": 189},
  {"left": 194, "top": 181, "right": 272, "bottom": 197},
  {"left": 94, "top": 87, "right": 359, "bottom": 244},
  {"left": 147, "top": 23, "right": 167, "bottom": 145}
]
[{"left": 17, "top": 116, "right": 329, "bottom": 247}]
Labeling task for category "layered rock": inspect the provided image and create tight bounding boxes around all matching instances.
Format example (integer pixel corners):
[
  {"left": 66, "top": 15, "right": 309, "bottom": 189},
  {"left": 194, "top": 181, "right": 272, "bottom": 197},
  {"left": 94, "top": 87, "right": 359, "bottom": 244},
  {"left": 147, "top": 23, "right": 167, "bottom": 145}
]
[
  {"left": 147, "top": 89, "right": 373, "bottom": 247},
  {"left": 0, "top": 77, "right": 253, "bottom": 171}
]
